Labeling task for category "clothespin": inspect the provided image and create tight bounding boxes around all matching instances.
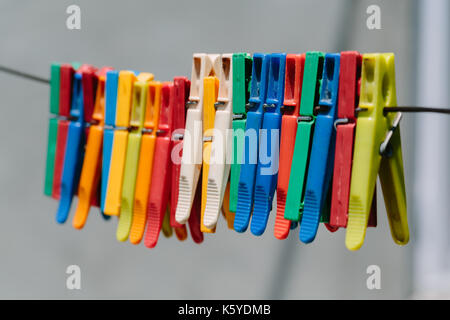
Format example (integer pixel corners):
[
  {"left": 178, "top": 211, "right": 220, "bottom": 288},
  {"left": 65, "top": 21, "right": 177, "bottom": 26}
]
[
  {"left": 56, "top": 64, "right": 98, "bottom": 223},
  {"left": 44, "top": 63, "right": 61, "bottom": 196},
  {"left": 284, "top": 51, "right": 324, "bottom": 222},
  {"left": 229, "top": 53, "right": 252, "bottom": 214},
  {"left": 329, "top": 51, "right": 377, "bottom": 230},
  {"left": 299, "top": 53, "right": 340, "bottom": 243},
  {"left": 116, "top": 73, "right": 155, "bottom": 242},
  {"left": 345, "top": 53, "right": 408, "bottom": 250},
  {"left": 274, "top": 54, "right": 305, "bottom": 240},
  {"left": 250, "top": 53, "right": 286, "bottom": 236},
  {"left": 101, "top": 70, "right": 119, "bottom": 214},
  {"left": 175, "top": 54, "right": 222, "bottom": 225},
  {"left": 103, "top": 71, "right": 153, "bottom": 217},
  {"left": 170, "top": 77, "right": 206, "bottom": 239},
  {"left": 203, "top": 54, "right": 233, "bottom": 230},
  {"left": 234, "top": 53, "right": 270, "bottom": 233},
  {"left": 200, "top": 75, "right": 220, "bottom": 233},
  {"left": 72, "top": 66, "right": 113, "bottom": 229},
  {"left": 129, "top": 81, "right": 162, "bottom": 244},
  {"left": 170, "top": 77, "right": 205, "bottom": 244},
  {"left": 52, "top": 64, "right": 75, "bottom": 200},
  {"left": 144, "top": 82, "right": 176, "bottom": 248}
]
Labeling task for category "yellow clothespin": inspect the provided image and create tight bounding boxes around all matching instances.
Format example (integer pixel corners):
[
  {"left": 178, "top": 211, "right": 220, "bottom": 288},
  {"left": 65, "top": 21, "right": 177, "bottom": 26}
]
[
  {"left": 129, "top": 82, "right": 162, "bottom": 244},
  {"left": 175, "top": 54, "right": 221, "bottom": 225},
  {"left": 103, "top": 71, "right": 154, "bottom": 217},
  {"left": 200, "top": 76, "right": 220, "bottom": 233},
  {"left": 116, "top": 74, "right": 155, "bottom": 241},
  {"left": 203, "top": 54, "right": 233, "bottom": 230},
  {"left": 345, "top": 53, "right": 408, "bottom": 250}
]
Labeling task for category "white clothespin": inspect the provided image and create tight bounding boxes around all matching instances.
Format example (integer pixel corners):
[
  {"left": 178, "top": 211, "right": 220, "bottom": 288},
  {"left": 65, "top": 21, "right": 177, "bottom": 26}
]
[{"left": 175, "top": 53, "right": 222, "bottom": 224}]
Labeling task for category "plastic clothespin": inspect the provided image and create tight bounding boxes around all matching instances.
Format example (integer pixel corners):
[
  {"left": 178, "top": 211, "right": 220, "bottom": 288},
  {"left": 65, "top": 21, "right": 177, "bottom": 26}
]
[
  {"left": 229, "top": 53, "right": 252, "bottom": 214},
  {"left": 233, "top": 53, "right": 270, "bottom": 233},
  {"left": 250, "top": 53, "right": 286, "bottom": 236},
  {"left": 144, "top": 82, "right": 176, "bottom": 248},
  {"left": 44, "top": 63, "right": 61, "bottom": 196},
  {"left": 101, "top": 70, "right": 119, "bottom": 212},
  {"left": 329, "top": 51, "right": 377, "bottom": 230},
  {"left": 203, "top": 54, "right": 233, "bottom": 230},
  {"left": 170, "top": 77, "right": 205, "bottom": 244},
  {"left": 56, "top": 64, "right": 98, "bottom": 223},
  {"left": 274, "top": 54, "right": 305, "bottom": 240},
  {"left": 52, "top": 64, "right": 75, "bottom": 200},
  {"left": 299, "top": 53, "right": 340, "bottom": 243},
  {"left": 103, "top": 71, "right": 153, "bottom": 216},
  {"left": 116, "top": 73, "right": 155, "bottom": 242},
  {"left": 284, "top": 51, "right": 324, "bottom": 222},
  {"left": 72, "top": 66, "right": 113, "bottom": 229},
  {"left": 345, "top": 53, "right": 408, "bottom": 250},
  {"left": 200, "top": 75, "right": 220, "bottom": 233},
  {"left": 175, "top": 54, "right": 222, "bottom": 225},
  {"left": 128, "top": 81, "right": 162, "bottom": 244}
]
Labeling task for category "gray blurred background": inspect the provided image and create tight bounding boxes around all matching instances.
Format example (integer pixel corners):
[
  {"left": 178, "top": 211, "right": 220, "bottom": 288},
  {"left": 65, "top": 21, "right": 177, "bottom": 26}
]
[{"left": 0, "top": 0, "right": 449, "bottom": 299}]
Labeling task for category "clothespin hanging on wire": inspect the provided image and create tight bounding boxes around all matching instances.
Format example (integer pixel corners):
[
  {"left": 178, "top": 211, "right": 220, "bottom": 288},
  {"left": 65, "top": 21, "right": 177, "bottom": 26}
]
[
  {"left": 129, "top": 81, "right": 162, "bottom": 244},
  {"left": 274, "top": 54, "right": 305, "bottom": 239},
  {"left": 329, "top": 51, "right": 377, "bottom": 230},
  {"left": 144, "top": 81, "right": 179, "bottom": 248},
  {"left": 299, "top": 53, "right": 340, "bottom": 243},
  {"left": 234, "top": 53, "right": 270, "bottom": 233},
  {"left": 101, "top": 70, "right": 119, "bottom": 213},
  {"left": 284, "top": 52, "right": 324, "bottom": 222},
  {"left": 116, "top": 73, "right": 155, "bottom": 242},
  {"left": 203, "top": 54, "right": 233, "bottom": 230},
  {"left": 250, "top": 53, "right": 286, "bottom": 236},
  {"left": 51, "top": 64, "right": 75, "bottom": 200},
  {"left": 103, "top": 71, "right": 153, "bottom": 217},
  {"left": 170, "top": 77, "right": 205, "bottom": 243},
  {"left": 229, "top": 53, "right": 252, "bottom": 216},
  {"left": 73, "top": 66, "right": 113, "bottom": 229},
  {"left": 56, "top": 64, "right": 98, "bottom": 223},
  {"left": 200, "top": 74, "right": 220, "bottom": 233},
  {"left": 345, "top": 53, "right": 408, "bottom": 250},
  {"left": 175, "top": 54, "right": 222, "bottom": 225},
  {"left": 44, "top": 63, "right": 61, "bottom": 196}
]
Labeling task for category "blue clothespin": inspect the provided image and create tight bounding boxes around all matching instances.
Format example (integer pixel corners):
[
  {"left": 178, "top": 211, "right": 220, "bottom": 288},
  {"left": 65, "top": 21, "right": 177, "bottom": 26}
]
[
  {"left": 56, "top": 64, "right": 97, "bottom": 223},
  {"left": 250, "top": 53, "right": 286, "bottom": 236},
  {"left": 233, "top": 53, "right": 270, "bottom": 233},
  {"left": 101, "top": 70, "right": 119, "bottom": 213},
  {"left": 299, "top": 53, "right": 340, "bottom": 243}
]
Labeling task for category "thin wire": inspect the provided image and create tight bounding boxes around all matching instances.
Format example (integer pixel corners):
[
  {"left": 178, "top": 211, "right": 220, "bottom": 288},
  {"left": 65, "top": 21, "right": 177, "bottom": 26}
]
[
  {"left": 0, "top": 65, "right": 50, "bottom": 84},
  {"left": 384, "top": 106, "right": 450, "bottom": 114}
]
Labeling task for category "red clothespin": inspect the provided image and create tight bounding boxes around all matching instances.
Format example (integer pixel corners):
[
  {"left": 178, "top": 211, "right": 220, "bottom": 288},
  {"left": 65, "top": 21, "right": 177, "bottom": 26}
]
[
  {"left": 144, "top": 82, "right": 176, "bottom": 248},
  {"left": 274, "top": 54, "right": 305, "bottom": 239},
  {"left": 329, "top": 51, "right": 377, "bottom": 230},
  {"left": 52, "top": 64, "right": 74, "bottom": 199}
]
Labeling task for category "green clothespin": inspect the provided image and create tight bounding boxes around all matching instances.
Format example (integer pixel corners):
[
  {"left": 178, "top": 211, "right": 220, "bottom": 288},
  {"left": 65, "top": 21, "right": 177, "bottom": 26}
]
[
  {"left": 229, "top": 53, "right": 252, "bottom": 212},
  {"left": 44, "top": 63, "right": 61, "bottom": 196},
  {"left": 284, "top": 52, "right": 324, "bottom": 221}
]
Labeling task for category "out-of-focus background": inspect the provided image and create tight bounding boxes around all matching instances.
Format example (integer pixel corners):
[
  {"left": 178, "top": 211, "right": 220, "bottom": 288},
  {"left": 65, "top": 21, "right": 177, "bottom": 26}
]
[{"left": 0, "top": 0, "right": 448, "bottom": 299}]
